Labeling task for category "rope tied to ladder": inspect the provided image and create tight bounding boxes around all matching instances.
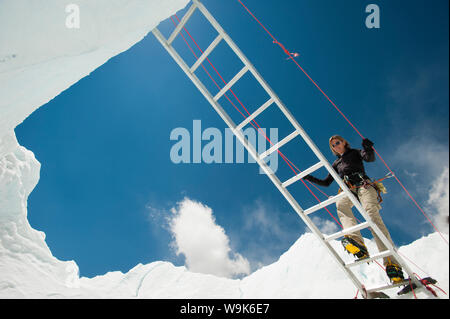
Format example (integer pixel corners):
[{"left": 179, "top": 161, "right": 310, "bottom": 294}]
[{"left": 272, "top": 39, "right": 299, "bottom": 60}]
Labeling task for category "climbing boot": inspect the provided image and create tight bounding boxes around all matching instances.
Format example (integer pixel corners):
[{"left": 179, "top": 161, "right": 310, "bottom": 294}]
[
  {"left": 341, "top": 236, "right": 369, "bottom": 260},
  {"left": 386, "top": 263, "right": 404, "bottom": 283}
]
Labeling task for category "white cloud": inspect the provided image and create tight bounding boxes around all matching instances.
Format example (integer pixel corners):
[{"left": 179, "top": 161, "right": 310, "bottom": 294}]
[
  {"left": 310, "top": 216, "right": 340, "bottom": 236},
  {"left": 168, "top": 198, "right": 250, "bottom": 278},
  {"left": 243, "top": 199, "right": 285, "bottom": 238},
  {"left": 427, "top": 166, "right": 449, "bottom": 234},
  {"left": 238, "top": 198, "right": 303, "bottom": 269},
  {"left": 385, "top": 62, "right": 448, "bottom": 238},
  {"left": 392, "top": 136, "right": 449, "bottom": 182},
  {"left": 389, "top": 136, "right": 449, "bottom": 236}
]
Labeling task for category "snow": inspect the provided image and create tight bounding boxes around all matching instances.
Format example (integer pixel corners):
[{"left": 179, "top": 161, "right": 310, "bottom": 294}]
[
  {"left": 0, "top": 0, "right": 190, "bottom": 142},
  {"left": 0, "top": 0, "right": 448, "bottom": 299}
]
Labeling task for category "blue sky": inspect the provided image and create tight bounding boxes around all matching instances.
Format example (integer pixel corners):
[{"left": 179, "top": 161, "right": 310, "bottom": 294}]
[{"left": 15, "top": 0, "right": 448, "bottom": 278}]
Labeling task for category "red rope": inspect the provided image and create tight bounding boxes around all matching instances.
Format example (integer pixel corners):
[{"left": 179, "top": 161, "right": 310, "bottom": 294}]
[
  {"left": 430, "top": 283, "right": 447, "bottom": 296},
  {"left": 414, "top": 273, "right": 447, "bottom": 297},
  {"left": 273, "top": 39, "right": 299, "bottom": 60},
  {"left": 408, "top": 278, "right": 418, "bottom": 299},
  {"left": 236, "top": 0, "right": 449, "bottom": 246}
]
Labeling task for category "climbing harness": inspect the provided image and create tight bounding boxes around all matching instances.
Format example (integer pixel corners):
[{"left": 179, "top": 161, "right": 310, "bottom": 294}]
[{"left": 337, "top": 172, "right": 393, "bottom": 204}]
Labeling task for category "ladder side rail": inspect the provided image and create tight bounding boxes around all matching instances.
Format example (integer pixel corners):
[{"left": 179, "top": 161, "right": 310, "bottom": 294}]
[
  {"left": 194, "top": 0, "right": 372, "bottom": 231},
  {"left": 193, "top": 0, "right": 423, "bottom": 291},
  {"left": 153, "top": 28, "right": 278, "bottom": 184},
  {"left": 158, "top": 1, "right": 431, "bottom": 296},
  {"left": 194, "top": 0, "right": 353, "bottom": 195},
  {"left": 274, "top": 95, "right": 424, "bottom": 289},
  {"left": 272, "top": 82, "right": 424, "bottom": 290},
  {"left": 193, "top": 0, "right": 380, "bottom": 238},
  {"left": 153, "top": 25, "right": 366, "bottom": 294}
]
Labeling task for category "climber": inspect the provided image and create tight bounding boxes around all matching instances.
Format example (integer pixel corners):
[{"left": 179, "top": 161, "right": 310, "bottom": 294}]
[{"left": 303, "top": 135, "right": 404, "bottom": 283}]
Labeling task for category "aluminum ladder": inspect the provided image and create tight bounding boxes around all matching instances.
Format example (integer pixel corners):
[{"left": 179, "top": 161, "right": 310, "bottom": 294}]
[{"left": 152, "top": 0, "right": 431, "bottom": 298}]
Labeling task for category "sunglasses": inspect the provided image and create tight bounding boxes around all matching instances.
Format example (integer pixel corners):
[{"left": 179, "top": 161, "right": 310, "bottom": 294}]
[{"left": 331, "top": 141, "right": 342, "bottom": 148}]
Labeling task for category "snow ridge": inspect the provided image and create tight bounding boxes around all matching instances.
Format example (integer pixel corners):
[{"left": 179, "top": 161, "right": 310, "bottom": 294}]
[{"left": 0, "top": 0, "right": 448, "bottom": 299}]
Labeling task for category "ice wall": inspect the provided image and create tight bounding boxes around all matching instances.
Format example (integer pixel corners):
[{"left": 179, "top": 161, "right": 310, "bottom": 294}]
[
  {"left": 0, "top": 0, "right": 190, "bottom": 143},
  {"left": 0, "top": 0, "right": 190, "bottom": 298}
]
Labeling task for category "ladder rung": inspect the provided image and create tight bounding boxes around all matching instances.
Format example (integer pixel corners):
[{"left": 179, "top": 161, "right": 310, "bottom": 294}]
[
  {"left": 282, "top": 161, "right": 324, "bottom": 188},
  {"left": 236, "top": 97, "right": 274, "bottom": 131},
  {"left": 346, "top": 250, "right": 392, "bottom": 268},
  {"left": 213, "top": 65, "right": 249, "bottom": 101},
  {"left": 168, "top": 3, "right": 198, "bottom": 45},
  {"left": 190, "top": 34, "right": 223, "bottom": 73},
  {"left": 304, "top": 192, "right": 348, "bottom": 216},
  {"left": 259, "top": 130, "right": 299, "bottom": 160},
  {"left": 324, "top": 221, "right": 370, "bottom": 241}
]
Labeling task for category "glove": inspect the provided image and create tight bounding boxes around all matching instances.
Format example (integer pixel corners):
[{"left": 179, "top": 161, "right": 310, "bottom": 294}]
[{"left": 362, "top": 138, "right": 374, "bottom": 150}]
